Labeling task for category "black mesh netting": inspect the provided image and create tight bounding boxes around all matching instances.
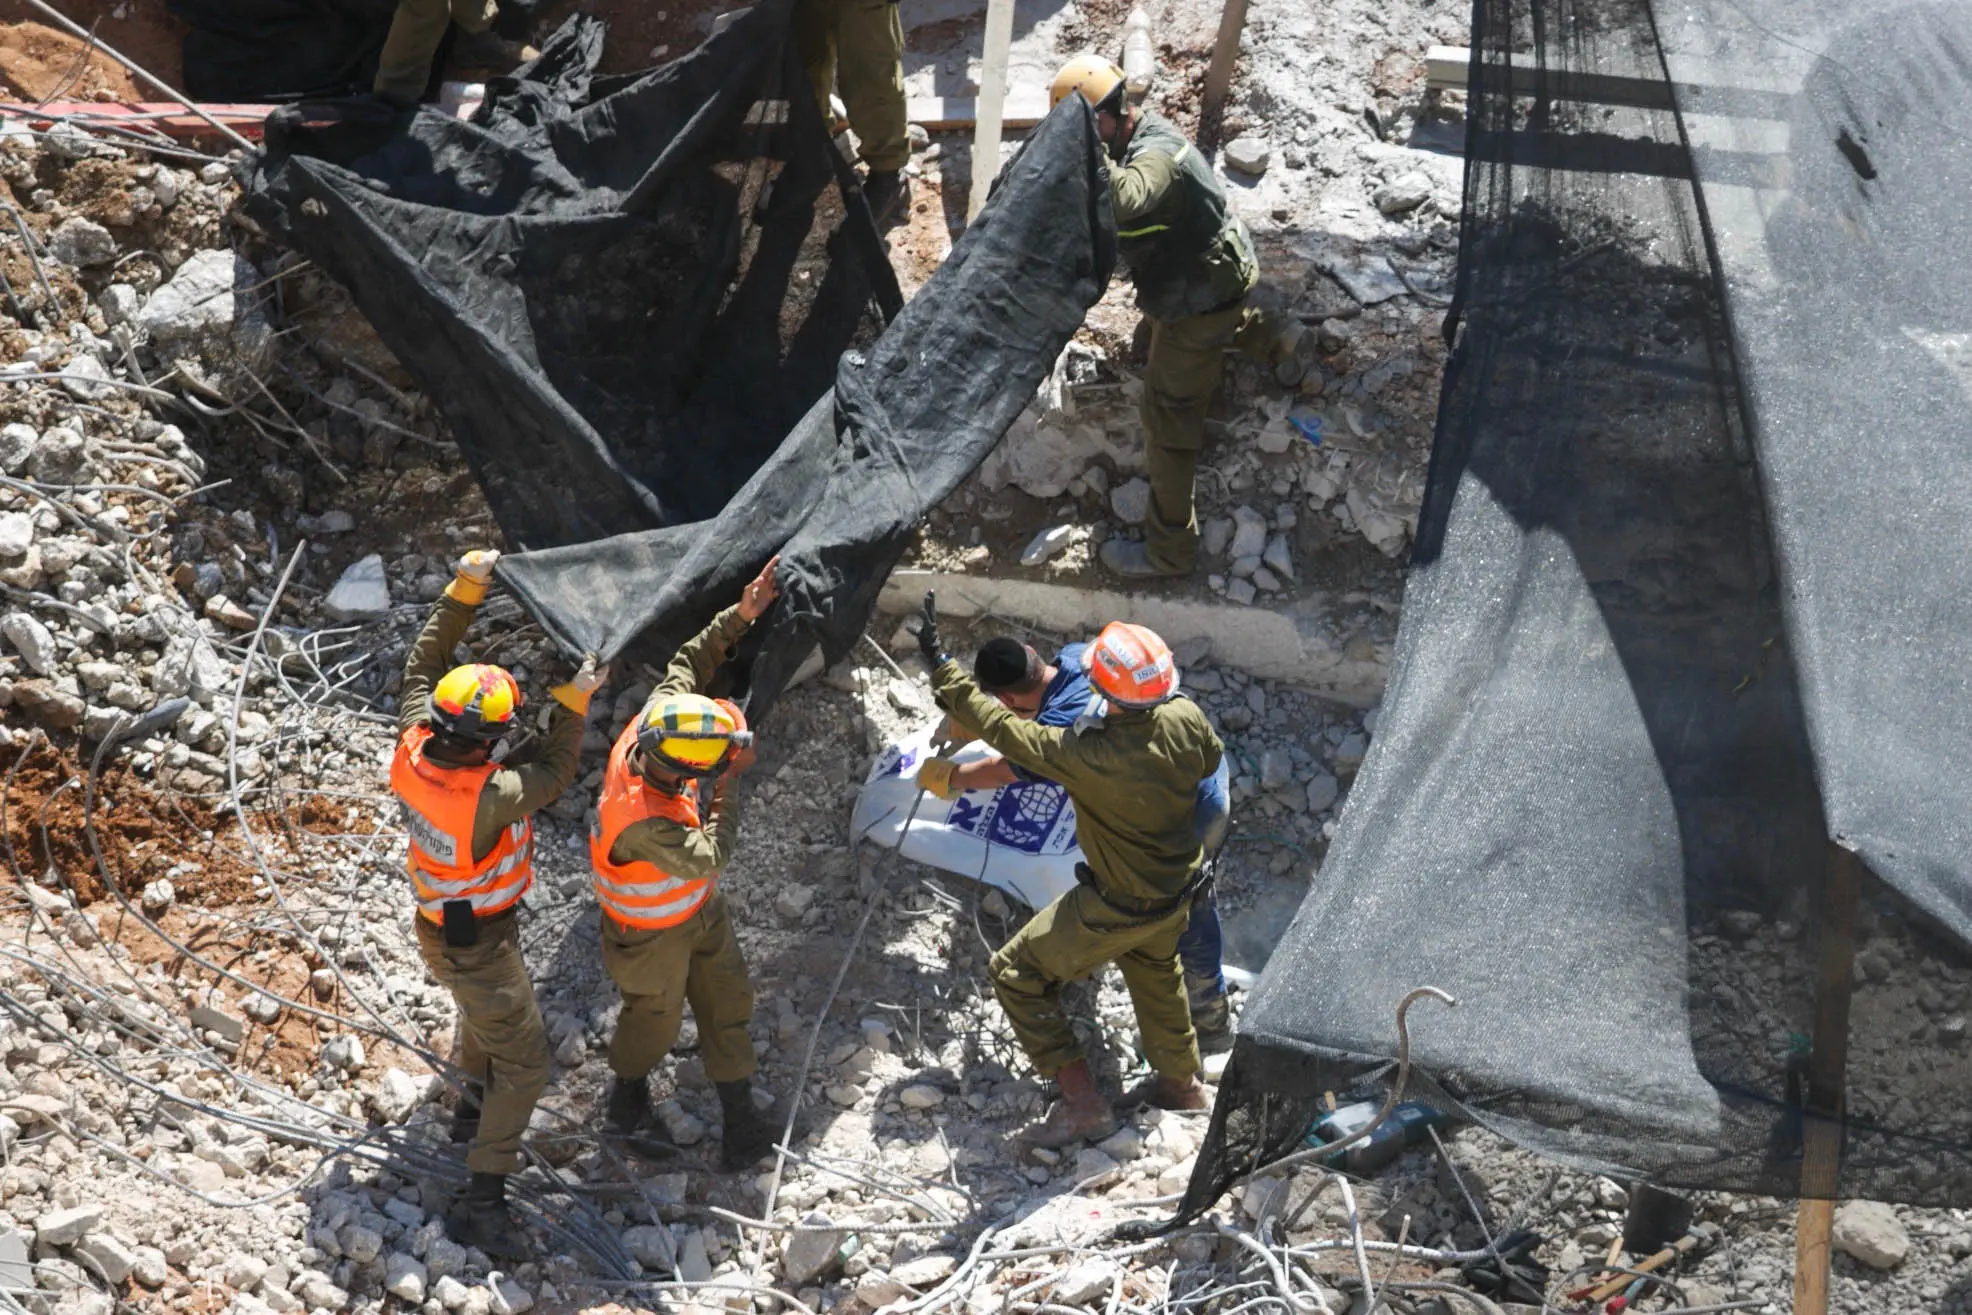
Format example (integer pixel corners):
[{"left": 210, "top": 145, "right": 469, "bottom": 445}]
[
  {"left": 246, "top": 4, "right": 1114, "bottom": 720},
  {"left": 1178, "top": 0, "right": 1972, "bottom": 1218}
]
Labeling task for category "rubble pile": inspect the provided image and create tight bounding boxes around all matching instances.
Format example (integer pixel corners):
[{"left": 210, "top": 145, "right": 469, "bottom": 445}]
[{"left": 0, "top": 27, "right": 1956, "bottom": 1315}]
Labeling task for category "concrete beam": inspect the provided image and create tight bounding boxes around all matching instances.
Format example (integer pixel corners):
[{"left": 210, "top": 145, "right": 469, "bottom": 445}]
[{"left": 878, "top": 568, "right": 1393, "bottom": 706}]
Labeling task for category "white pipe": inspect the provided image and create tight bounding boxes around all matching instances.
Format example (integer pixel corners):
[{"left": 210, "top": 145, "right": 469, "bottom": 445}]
[{"left": 967, "top": 0, "right": 1017, "bottom": 221}]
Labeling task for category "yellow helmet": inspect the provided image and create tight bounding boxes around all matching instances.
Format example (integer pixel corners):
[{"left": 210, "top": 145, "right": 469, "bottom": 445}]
[
  {"left": 428, "top": 663, "right": 522, "bottom": 742},
  {"left": 1050, "top": 55, "right": 1126, "bottom": 112},
  {"left": 636, "top": 694, "right": 752, "bottom": 777}
]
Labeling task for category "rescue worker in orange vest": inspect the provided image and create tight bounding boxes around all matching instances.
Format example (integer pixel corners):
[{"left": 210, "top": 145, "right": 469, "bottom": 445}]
[
  {"left": 591, "top": 555, "right": 784, "bottom": 1172},
  {"left": 393, "top": 547, "right": 608, "bottom": 1257}
]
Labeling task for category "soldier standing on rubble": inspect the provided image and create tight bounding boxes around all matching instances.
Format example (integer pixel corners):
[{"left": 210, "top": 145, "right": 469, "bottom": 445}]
[
  {"left": 916, "top": 595, "right": 1223, "bottom": 1151},
  {"left": 1051, "top": 56, "right": 1290, "bottom": 580},
  {"left": 794, "top": 0, "right": 912, "bottom": 224},
  {"left": 589, "top": 557, "right": 787, "bottom": 1172},
  {"left": 920, "top": 635, "right": 1240, "bottom": 1054},
  {"left": 394, "top": 548, "right": 608, "bottom": 1257},
  {"left": 374, "top": 0, "right": 535, "bottom": 108}
]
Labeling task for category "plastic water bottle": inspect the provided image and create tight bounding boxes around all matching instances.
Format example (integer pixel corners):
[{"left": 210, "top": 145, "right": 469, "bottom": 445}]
[{"left": 1122, "top": 6, "right": 1155, "bottom": 95}]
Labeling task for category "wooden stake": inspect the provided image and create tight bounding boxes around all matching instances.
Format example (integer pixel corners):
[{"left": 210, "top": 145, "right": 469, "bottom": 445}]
[
  {"left": 966, "top": 0, "right": 1017, "bottom": 222},
  {"left": 1792, "top": 842, "right": 1862, "bottom": 1315},
  {"left": 1200, "top": 0, "right": 1251, "bottom": 135}
]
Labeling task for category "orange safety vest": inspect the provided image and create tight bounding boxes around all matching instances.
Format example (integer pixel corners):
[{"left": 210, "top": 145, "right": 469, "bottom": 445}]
[
  {"left": 390, "top": 725, "right": 533, "bottom": 923},
  {"left": 589, "top": 721, "right": 715, "bottom": 930}
]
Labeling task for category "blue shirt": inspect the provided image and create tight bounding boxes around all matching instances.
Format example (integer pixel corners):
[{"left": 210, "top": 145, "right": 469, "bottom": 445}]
[{"left": 1009, "top": 644, "right": 1095, "bottom": 780}]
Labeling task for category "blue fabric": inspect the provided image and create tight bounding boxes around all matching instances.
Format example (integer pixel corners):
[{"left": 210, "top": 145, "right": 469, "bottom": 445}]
[
  {"left": 1006, "top": 643, "right": 1094, "bottom": 781},
  {"left": 1178, "top": 893, "right": 1224, "bottom": 987}
]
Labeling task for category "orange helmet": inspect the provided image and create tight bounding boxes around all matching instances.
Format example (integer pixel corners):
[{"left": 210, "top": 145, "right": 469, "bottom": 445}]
[
  {"left": 1082, "top": 622, "right": 1180, "bottom": 708},
  {"left": 428, "top": 663, "right": 522, "bottom": 742}
]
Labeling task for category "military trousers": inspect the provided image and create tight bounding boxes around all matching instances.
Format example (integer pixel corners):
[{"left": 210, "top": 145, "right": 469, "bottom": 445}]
[
  {"left": 1141, "top": 300, "right": 1282, "bottom": 571},
  {"left": 990, "top": 884, "right": 1200, "bottom": 1082},
  {"left": 793, "top": 0, "right": 909, "bottom": 172},
  {"left": 414, "top": 908, "right": 549, "bottom": 1176},
  {"left": 375, "top": 0, "right": 499, "bottom": 104},
  {"left": 601, "top": 890, "right": 758, "bottom": 1085}
]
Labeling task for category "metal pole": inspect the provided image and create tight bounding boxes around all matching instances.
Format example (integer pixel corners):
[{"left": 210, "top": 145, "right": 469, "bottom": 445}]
[
  {"left": 16, "top": 0, "right": 256, "bottom": 153},
  {"left": 966, "top": 0, "right": 1017, "bottom": 221},
  {"left": 1792, "top": 841, "right": 1861, "bottom": 1315}
]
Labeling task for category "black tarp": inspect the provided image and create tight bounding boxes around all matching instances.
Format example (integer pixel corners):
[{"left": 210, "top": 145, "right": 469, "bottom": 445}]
[
  {"left": 247, "top": 5, "right": 1114, "bottom": 715},
  {"left": 1180, "top": 0, "right": 1972, "bottom": 1215}
]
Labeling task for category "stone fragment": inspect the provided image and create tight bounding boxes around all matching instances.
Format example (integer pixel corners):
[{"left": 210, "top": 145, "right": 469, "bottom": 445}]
[
  {"left": 1263, "top": 533, "right": 1295, "bottom": 582},
  {"left": 1304, "top": 772, "right": 1339, "bottom": 813},
  {"left": 1252, "top": 565, "right": 1281, "bottom": 592},
  {"left": 774, "top": 883, "right": 815, "bottom": 921},
  {"left": 1374, "top": 172, "right": 1434, "bottom": 215},
  {"left": 779, "top": 1212, "right": 844, "bottom": 1285},
  {"left": 1228, "top": 506, "right": 1268, "bottom": 560},
  {"left": 1223, "top": 136, "right": 1272, "bottom": 175},
  {"left": 74, "top": 1233, "right": 139, "bottom": 1285},
  {"left": 488, "top": 1273, "right": 534, "bottom": 1314},
  {"left": 26, "top": 427, "right": 96, "bottom": 485},
  {"left": 337, "top": 1222, "right": 383, "bottom": 1264},
  {"left": 1226, "top": 578, "right": 1257, "bottom": 606},
  {"left": 47, "top": 219, "right": 116, "bottom": 268},
  {"left": 0, "top": 423, "right": 34, "bottom": 475},
  {"left": 0, "top": 511, "right": 31, "bottom": 558},
  {"left": 1, "top": 613, "right": 56, "bottom": 675},
  {"left": 138, "top": 248, "right": 243, "bottom": 342},
  {"left": 34, "top": 1205, "right": 102, "bottom": 1247},
  {"left": 432, "top": 1274, "right": 471, "bottom": 1311},
  {"left": 1260, "top": 750, "right": 1293, "bottom": 791},
  {"left": 1832, "top": 1200, "right": 1909, "bottom": 1270},
  {"left": 891, "top": 1253, "right": 958, "bottom": 1288},
  {"left": 205, "top": 595, "right": 258, "bottom": 630},
  {"left": 620, "top": 1225, "right": 675, "bottom": 1269},
  {"left": 98, "top": 284, "right": 140, "bottom": 327},
  {"left": 656, "top": 1099, "right": 706, "bottom": 1146},
  {"left": 383, "top": 1253, "right": 427, "bottom": 1303},
  {"left": 898, "top": 1084, "right": 944, "bottom": 1110},
  {"left": 1096, "top": 1126, "right": 1145, "bottom": 1161},
  {"left": 321, "top": 1033, "right": 365, "bottom": 1071},
  {"left": 1071, "top": 1146, "right": 1121, "bottom": 1186},
  {"left": 324, "top": 554, "right": 390, "bottom": 622},
  {"left": 374, "top": 1067, "right": 421, "bottom": 1122},
  {"left": 190, "top": 1001, "right": 246, "bottom": 1044},
  {"left": 1054, "top": 1259, "right": 1118, "bottom": 1306},
  {"left": 58, "top": 355, "right": 113, "bottom": 401},
  {"left": 130, "top": 1245, "right": 167, "bottom": 1288},
  {"left": 1110, "top": 476, "right": 1151, "bottom": 525}
]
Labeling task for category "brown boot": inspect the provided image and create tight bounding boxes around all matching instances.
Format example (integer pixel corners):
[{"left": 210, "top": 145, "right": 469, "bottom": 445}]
[
  {"left": 1016, "top": 1059, "right": 1118, "bottom": 1155},
  {"left": 1127, "top": 1072, "right": 1210, "bottom": 1112}
]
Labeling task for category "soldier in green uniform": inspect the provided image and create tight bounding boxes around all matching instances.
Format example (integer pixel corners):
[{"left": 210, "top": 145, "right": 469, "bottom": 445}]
[
  {"left": 915, "top": 597, "right": 1224, "bottom": 1151},
  {"left": 795, "top": 0, "right": 911, "bottom": 223},
  {"left": 1051, "top": 56, "right": 1286, "bottom": 579}
]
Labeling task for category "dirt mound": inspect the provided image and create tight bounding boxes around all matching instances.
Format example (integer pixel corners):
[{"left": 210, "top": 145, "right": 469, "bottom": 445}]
[
  {"left": 0, "top": 16, "right": 148, "bottom": 102},
  {"left": 1, "top": 734, "right": 262, "bottom": 907}
]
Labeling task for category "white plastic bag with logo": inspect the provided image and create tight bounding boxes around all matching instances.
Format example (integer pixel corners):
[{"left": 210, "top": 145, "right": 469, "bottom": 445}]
[{"left": 851, "top": 724, "right": 1085, "bottom": 913}]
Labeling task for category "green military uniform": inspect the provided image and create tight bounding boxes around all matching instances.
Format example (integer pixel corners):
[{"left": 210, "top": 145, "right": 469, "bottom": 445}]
[
  {"left": 375, "top": 0, "right": 499, "bottom": 105},
  {"left": 931, "top": 660, "right": 1224, "bottom": 1081},
  {"left": 1108, "top": 112, "right": 1271, "bottom": 572},
  {"left": 600, "top": 604, "right": 760, "bottom": 1087},
  {"left": 401, "top": 595, "right": 582, "bottom": 1176},
  {"left": 793, "top": 0, "right": 909, "bottom": 172}
]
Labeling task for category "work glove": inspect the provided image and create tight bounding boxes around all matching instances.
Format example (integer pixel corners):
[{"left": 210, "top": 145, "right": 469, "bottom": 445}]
[
  {"left": 916, "top": 757, "right": 961, "bottom": 800},
  {"left": 549, "top": 654, "right": 610, "bottom": 715},
  {"left": 916, "top": 591, "right": 946, "bottom": 670},
  {"left": 446, "top": 548, "right": 501, "bottom": 606}
]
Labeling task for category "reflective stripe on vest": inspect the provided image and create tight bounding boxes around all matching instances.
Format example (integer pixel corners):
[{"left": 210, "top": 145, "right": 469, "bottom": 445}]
[
  {"left": 589, "top": 720, "right": 713, "bottom": 930},
  {"left": 389, "top": 724, "right": 534, "bottom": 922}
]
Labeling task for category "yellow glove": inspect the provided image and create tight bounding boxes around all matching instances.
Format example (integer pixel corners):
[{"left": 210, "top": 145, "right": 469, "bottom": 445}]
[
  {"left": 916, "top": 757, "right": 961, "bottom": 800},
  {"left": 549, "top": 655, "right": 609, "bottom": 715},
  {"left": 445, "top": 549, "right": 501, "bottom": 606}
]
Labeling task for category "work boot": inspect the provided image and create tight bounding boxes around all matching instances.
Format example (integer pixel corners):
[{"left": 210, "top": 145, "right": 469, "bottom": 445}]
[
  {"left": 450, "top": 29, "right": 537, "bottom": 72},
  {"left": 1187, "top": 972, "right": 1235, "bottom": 1055},
  {"left": 717, "top": 1079, "right": 784, "bottom": 1173},
  {"left": 862, "top": 169, "right": 910, "bottom": 227},
  {"left": 446, "top": 1171, "right": 530, "bottom": 1260},
  {"left": 449, "top": 1087, "right": 482, "bottom": 1144},
  {"left": 1016, "top": 1059, "right": 1118, "bottom": 1155},
  {"left": 601, "top": 1075, "right": 677, "bottom": 1161},
  {"left": 1099, "top": 538, "right": 1189, "bottom": 580},
  {"left": 1126, "top": 1071, "right": 1210, "bottom": 1112}
]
